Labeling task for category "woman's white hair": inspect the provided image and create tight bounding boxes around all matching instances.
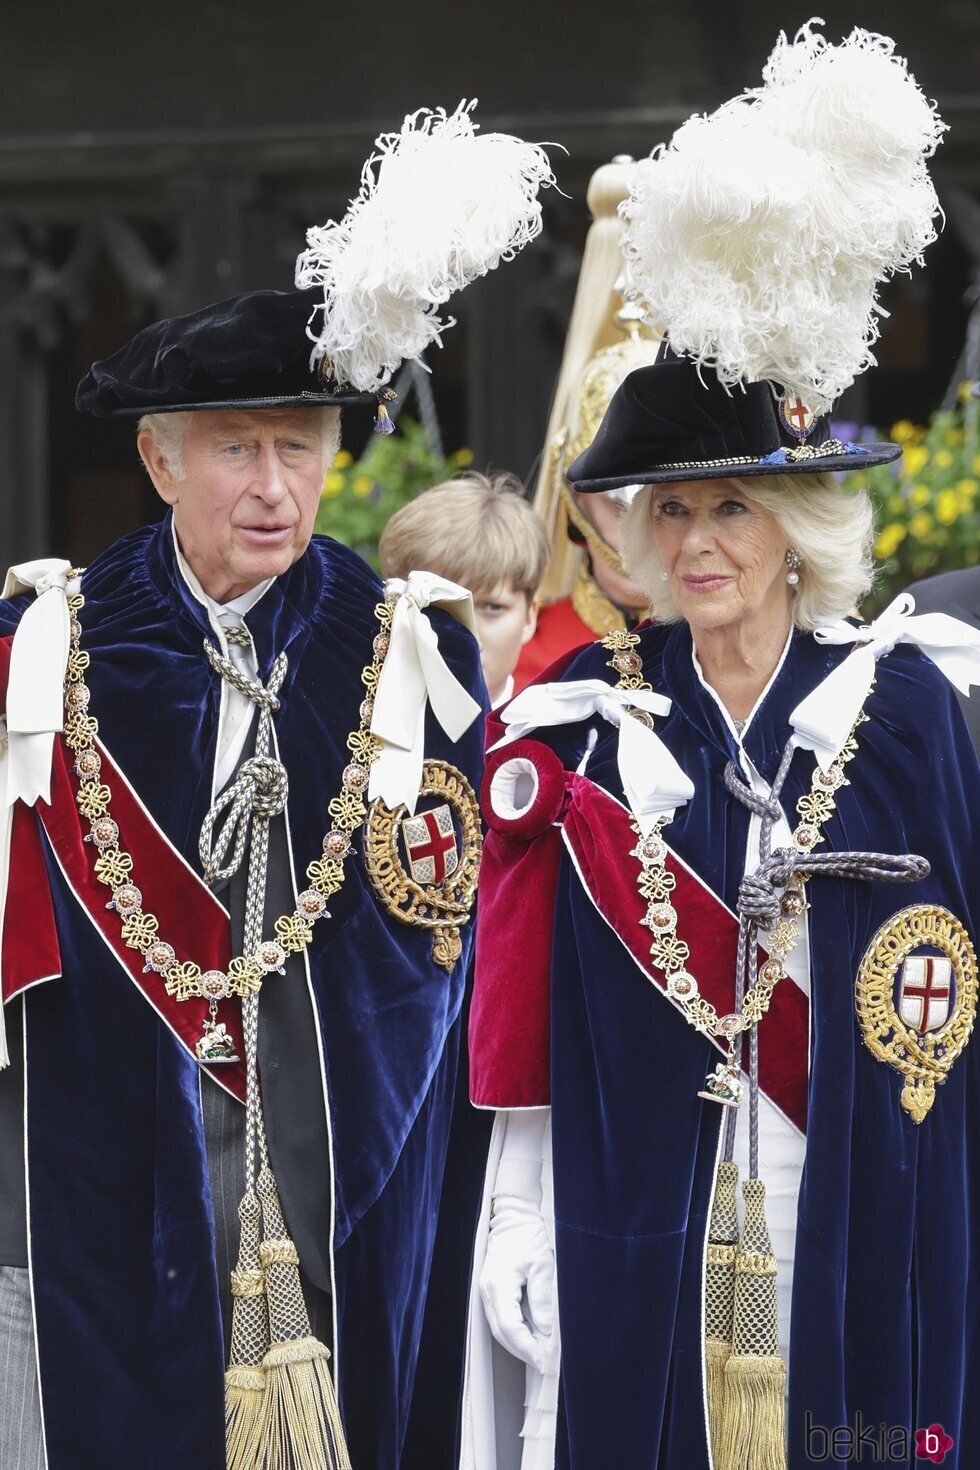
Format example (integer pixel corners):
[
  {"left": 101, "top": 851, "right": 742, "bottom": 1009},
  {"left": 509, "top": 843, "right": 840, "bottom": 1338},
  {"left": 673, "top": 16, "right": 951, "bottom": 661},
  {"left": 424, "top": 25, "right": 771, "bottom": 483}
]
[
  {"left": 621, "top": 472, "right": 874, "bottom": 631},
  {"left": 137, "top": 407, "right": 343, "bottom": 481}
]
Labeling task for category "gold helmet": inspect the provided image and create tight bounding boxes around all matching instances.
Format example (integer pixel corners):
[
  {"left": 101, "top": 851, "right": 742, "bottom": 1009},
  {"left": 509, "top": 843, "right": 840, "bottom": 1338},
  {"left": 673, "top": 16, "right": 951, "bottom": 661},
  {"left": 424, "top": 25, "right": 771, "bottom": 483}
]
[{"left": 533, "top": 157, "right": 662, "bottom": 606}]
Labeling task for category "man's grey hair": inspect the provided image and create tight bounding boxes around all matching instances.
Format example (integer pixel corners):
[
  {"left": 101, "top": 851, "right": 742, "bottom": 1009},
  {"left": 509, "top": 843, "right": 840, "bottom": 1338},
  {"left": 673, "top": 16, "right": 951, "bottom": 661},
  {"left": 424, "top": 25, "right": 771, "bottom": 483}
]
[
  {"left": 622, "top": 472, "right": 875, "bottom": 632},
  {"left": 138, "top": 407, "right": 343, "bottom": 482}
]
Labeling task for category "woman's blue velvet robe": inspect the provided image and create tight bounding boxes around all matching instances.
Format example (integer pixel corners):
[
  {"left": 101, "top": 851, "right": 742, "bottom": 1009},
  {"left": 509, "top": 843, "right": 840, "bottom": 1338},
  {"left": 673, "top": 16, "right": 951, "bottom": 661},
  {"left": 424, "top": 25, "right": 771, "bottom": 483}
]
[
  {"left": 512, "top": 622, "right": 980, "bottom": 1470},
  {"left": 0, "top": 515, "right": 485, "bottom": 1470}
]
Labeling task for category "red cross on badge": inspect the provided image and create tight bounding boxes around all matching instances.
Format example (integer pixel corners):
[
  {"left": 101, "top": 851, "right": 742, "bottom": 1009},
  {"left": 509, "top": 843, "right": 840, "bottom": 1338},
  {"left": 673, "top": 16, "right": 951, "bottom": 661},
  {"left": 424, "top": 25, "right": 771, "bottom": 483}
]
[
  {"left": 900, "top": 955, "right": 952, "bottom": 1034},
  {"left": 402, "top": 804, "right": 459, "bottom": 886},
  {"left": 778, "top": 393, "right": 814, "bottom": 439}
]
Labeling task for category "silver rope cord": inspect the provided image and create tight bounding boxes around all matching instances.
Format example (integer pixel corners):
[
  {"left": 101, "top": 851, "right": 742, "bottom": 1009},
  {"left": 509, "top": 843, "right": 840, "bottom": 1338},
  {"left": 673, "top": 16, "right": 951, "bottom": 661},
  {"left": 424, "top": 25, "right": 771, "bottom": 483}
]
[
  {"left": 722, "top": 744, "right": 929, "bottom": 1176},
  {"left": 199, "top": 633, "right": 289, "bottom": 1187}
]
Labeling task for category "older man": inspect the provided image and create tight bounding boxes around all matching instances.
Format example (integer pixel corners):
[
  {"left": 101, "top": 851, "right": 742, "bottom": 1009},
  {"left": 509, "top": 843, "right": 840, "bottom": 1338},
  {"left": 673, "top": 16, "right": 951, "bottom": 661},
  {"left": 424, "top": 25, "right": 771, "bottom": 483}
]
[{"left": 0, "top": 287, "right": 486, "bottom": 1470}]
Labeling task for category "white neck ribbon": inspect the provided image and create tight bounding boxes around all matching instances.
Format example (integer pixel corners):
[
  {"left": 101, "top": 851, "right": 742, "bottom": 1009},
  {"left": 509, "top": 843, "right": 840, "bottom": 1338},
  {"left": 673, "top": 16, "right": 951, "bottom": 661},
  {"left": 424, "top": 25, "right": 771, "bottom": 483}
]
[
  {"left": 791, "top": 593, "right": 980, "bottom": 769},
  {"left": 3, "top": 559, "right": 77, "bottom": 808},
  {"left": 369, "top": 570, "right": 481, "bottom": 813},
  {"left": 492, "top": 677, "right": 694, "bottom": 834}
]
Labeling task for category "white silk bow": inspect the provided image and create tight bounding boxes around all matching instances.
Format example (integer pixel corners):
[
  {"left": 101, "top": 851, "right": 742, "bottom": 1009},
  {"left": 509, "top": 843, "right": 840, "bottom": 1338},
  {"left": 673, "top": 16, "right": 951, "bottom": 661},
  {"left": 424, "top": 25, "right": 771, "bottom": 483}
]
[
  {"left": 492, "top": 677, "right": 695, "bottom": 834},
  {"left": 3, "top": 559, "right": 77, "bottom": 808},
  {"left": 791, "top": 592, "right": 980, "bottom": 769},
  {"left": 369, "top": 571, "right": 482, "bottom": 813}
]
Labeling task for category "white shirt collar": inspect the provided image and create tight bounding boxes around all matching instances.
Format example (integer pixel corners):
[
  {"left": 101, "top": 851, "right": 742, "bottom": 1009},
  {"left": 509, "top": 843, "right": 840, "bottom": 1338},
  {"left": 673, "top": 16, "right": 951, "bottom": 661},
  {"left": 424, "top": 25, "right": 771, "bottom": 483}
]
[
  {"left": 171, "top": 519, "right": 274, "bottom": 628},
  {"left": 492, "top": 674, "right": 515, "bottom": 710}
]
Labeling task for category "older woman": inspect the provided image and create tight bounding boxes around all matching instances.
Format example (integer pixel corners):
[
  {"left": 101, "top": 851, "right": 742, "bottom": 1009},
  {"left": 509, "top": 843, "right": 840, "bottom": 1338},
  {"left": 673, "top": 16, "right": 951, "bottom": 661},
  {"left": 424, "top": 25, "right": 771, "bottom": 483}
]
[
  {"left": 465, "top": 368, "right": 980, "bottom": 1470},
  {"left": 462, "top": 26, "right": 980, "bottom": 1468}
]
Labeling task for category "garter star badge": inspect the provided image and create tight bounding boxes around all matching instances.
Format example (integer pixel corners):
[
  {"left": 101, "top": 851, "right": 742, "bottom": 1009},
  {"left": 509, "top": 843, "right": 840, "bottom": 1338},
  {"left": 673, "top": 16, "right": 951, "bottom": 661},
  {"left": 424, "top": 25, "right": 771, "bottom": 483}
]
[
  {"left": 855, "top": 905, "right": 977, "bottom": 1123},
  {"left": 365, "top": 760, "right": 482, "bottom": 971}
]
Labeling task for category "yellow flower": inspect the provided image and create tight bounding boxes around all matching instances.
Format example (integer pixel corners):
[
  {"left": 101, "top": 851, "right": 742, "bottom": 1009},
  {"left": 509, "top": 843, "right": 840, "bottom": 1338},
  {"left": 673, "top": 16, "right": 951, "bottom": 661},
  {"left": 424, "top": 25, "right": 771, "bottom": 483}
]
[
  {"left": 891, "top": 420, "right": 918, "bottom": 444},
  {"left": 945, "top": 427, "right": 965, "bottom": 446},
  {"left": 352, "top": 474, "right": 374, "bottom": 498},
  {"left": 956, "top": 478, "right": 977, "bottom": 499},
  {"left": 333, "top": 449, "right": 354, "bottom": 469},
  {"left": 451, "top": 447, "right": 474, "bottom": 467},
  {"left": 909, "top": 484, "right": 931, "bottom": 507},
  {"left": 886, "top": 493, "right": 906, "bottom": 516},
  {"left": 903, "top": 445, "right": 930, "bottom": 477},
  {"left": 957, "top": 380, "right": 975, "bottom": 405},
  {"left": 874, "top": 523, "right": 906, "bottom": 559},
  {"left": 909, "top": 511, "right": 934, "bottom": 540},
  {"left": 934, "top": 449, "right": 954, "bottom": 470},
  {"left": 321, "top": 471, "right": 345, "bottom": 499},
  {"left": 973, "top": 454, "right": 980, "bottom": 475},
  {"left": 935, "top": 490, "right": 959, "bottom": 525}
]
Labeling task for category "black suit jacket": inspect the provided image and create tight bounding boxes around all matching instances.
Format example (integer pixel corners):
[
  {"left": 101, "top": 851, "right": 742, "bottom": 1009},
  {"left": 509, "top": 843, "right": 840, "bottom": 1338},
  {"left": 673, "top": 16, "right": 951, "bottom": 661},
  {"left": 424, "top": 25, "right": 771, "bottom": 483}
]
[{"left": 905, "top": 566, "right": 980, "bottom": 752}]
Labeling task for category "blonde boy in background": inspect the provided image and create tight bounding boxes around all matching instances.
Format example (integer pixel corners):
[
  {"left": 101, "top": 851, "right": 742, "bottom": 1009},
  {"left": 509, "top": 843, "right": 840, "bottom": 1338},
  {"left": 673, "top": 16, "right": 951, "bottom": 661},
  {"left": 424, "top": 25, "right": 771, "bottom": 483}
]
[{"left": 379, "top": 473, "right": 549, "bottom": 706}]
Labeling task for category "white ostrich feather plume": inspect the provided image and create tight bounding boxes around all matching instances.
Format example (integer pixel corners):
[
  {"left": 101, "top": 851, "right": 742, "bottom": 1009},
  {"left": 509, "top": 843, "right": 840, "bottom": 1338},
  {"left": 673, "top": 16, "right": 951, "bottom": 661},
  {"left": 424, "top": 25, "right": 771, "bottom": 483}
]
[
  {"left": 295, "top": 101, "right": 556, "bottom": 393},
  {"left": 621, "top": 19, "right": 946, "bottom": 415}
]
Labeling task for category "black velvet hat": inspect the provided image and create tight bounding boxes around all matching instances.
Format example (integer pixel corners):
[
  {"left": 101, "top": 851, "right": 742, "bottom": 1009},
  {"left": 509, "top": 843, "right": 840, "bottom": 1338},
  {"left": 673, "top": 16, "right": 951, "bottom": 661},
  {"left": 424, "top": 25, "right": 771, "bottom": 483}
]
[
  {"left": 567, "top": 345, "right": 901, "bottom": 492},
  {"left": 75, "top": 290, "right": 376, "bottom": 417}
]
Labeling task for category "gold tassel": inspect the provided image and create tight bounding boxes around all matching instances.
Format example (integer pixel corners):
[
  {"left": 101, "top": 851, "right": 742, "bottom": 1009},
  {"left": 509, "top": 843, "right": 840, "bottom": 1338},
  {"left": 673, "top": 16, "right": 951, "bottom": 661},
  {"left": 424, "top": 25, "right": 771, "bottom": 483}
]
[
  {"left": 226, "top": 1188, "right": 269, "bottom": 1470},
  {"left": 719, "top": 1177, "right": 787, "bottom": 1470},
  {"left": 256, "top": 1167, "right": 353, "bottom": 1470},
  {"left": 704, "top": 1159, "right": 740, "bottom": 1470}
]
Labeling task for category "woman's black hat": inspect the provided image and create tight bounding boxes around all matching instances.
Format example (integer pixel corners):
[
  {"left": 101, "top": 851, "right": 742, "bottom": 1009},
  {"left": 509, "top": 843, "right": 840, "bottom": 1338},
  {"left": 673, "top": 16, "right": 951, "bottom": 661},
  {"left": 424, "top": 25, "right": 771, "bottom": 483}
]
[
  {"left": 75, "top": 290, "right": 376, "bottom": 418},
  {"left": 567, "top": 345, "right": 900, "bottom": 492}
]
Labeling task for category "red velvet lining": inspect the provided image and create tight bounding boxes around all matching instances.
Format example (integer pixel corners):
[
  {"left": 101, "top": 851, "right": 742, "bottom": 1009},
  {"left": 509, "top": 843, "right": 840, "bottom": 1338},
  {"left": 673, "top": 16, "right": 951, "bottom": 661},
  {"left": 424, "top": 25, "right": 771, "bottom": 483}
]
[
  {"left": 1, "top": 636, "right": 62, "bottom": 1000},
  {"left": 469, "top": 816, "right": 562, "bottom": 1109},
  {"left": 482, "top": 738, "right": 568, "bottom": 841}
]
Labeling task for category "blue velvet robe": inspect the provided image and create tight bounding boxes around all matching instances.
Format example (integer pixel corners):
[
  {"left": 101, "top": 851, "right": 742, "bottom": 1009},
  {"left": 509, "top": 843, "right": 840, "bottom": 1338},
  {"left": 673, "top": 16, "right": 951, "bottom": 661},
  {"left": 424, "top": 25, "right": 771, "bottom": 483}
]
[
  {"left": 513, "top": 622, "right": 980, "bottom": 1470},
  {"left": 0, "top": 515, "right": 485, "bottom": 1470}
]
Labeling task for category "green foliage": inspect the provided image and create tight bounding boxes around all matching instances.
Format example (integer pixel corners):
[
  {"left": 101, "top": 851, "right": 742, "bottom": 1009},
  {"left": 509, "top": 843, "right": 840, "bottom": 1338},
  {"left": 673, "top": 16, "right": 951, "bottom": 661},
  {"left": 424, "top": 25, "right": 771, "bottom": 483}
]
[
  {"left": 843, "top": 386, "right": 980, "bottom": 613},
  {"left": 314, "top": 416, "right": 473, "bottom": 568}
]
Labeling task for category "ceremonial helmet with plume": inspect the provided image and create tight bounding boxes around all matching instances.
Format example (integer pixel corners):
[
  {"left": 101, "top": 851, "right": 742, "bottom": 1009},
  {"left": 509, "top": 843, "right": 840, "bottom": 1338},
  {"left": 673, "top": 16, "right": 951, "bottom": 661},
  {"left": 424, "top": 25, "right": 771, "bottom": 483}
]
[
  {"left": 78, "top": 100, "right": 556, "bottom": 429},
  {"left": 568, "top": 20, "right": 945, "bottom": 491}
]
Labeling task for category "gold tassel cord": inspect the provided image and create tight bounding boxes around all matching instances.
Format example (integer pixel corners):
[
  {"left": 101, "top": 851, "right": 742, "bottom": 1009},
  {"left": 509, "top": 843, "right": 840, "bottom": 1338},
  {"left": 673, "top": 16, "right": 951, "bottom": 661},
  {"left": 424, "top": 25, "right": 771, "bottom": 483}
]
[
  {"left": 225, "top": 992, "right": 271, "bottom": 1469},
  {"left": 255, "top": 1167, "right": 353, "bottom": 1470},
  {"left": 704, "top": 1159, "right": 740, "bottom": 1470},
  {"left": 719, "top": 1177, "right": 787, "bottom": 1470}
]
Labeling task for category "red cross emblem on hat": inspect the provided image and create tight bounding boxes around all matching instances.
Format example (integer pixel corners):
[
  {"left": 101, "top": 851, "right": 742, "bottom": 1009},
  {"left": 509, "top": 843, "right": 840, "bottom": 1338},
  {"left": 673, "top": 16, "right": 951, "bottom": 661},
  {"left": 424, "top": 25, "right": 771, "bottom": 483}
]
[
  {"left": 402, "top": 804, "right": 459, "bottom": 886},
  {"left": 899, "top": 954, "right": 952, "bottom": 1034},
  {"left": 778, "top": 392, "right": 815, "bottom": 439}
]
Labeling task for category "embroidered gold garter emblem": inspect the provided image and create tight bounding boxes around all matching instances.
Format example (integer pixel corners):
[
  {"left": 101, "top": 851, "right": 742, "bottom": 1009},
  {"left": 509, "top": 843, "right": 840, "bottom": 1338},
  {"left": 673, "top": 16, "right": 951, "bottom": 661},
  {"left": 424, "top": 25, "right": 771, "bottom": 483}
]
[
  {"left": 365, "top": 760, "right": 482, "bottom": 971},
  {"left": 855, "top": 905, "right": 978, "bottom": 1123}
]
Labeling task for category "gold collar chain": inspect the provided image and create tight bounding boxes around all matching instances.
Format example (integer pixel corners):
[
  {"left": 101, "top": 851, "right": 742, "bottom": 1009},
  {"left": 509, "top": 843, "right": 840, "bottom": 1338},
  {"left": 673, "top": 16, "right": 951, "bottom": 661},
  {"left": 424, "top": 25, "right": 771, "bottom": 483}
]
[
  {"left": 600, "top": 628, "right": 866, "bottom": 1044},
  {"left": 62, "top": 571, "right": 393, "bottom": 1031}
]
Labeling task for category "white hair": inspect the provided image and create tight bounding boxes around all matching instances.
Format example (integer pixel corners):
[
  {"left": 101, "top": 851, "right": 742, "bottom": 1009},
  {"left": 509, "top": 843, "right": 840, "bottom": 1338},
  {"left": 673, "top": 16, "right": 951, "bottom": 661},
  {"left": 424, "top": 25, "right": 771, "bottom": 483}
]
[
  {"left": 137, "top": 407, "right": 343, "bottom": 482},
  {"left": 621, "top": 472, "right": 874, "bottom": 631}
]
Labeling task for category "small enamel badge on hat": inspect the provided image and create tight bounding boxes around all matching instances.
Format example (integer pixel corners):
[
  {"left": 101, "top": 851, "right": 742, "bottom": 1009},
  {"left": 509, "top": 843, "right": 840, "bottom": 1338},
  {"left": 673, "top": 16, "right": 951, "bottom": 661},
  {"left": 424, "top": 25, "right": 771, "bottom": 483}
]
[{"left": 778, "top": 392, "right": 816, "bottom": 440}]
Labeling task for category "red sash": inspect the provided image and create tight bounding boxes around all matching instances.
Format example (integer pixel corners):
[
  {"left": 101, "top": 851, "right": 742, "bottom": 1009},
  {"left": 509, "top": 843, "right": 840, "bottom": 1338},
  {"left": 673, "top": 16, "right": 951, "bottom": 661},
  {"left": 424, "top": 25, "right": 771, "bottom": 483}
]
[
  {"left": 37, "top": 728, "right": 246, "bottom": 1100},
  {"left": 562, "top": 776, "right": 808, "bottom": 1133}
]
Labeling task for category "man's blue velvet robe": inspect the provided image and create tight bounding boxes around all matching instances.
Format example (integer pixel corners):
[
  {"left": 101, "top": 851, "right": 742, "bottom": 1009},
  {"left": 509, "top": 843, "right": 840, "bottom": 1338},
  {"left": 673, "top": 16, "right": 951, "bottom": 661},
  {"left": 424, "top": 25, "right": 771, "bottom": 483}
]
[
  {"left": 0, "top": 515, "right": 485, "bottom": 1470},
  {"left": 505, "top": 622, "right": 980, "bottom": 1470}
]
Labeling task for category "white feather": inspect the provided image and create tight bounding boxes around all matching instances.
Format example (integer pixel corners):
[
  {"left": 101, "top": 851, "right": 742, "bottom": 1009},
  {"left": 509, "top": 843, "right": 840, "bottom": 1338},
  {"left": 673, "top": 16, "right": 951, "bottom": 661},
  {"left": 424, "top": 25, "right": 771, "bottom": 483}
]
[
  {"left": 621, "top": 19, "right": 945, "bottom": 415},
  {"left": 295, "top": 101, "right": 556, "bottom": 393}
]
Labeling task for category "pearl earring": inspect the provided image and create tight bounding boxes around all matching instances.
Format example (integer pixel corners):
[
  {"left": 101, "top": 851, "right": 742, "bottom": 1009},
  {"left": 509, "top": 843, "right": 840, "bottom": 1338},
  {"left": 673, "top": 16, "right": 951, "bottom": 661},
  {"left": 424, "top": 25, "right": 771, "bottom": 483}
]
[
  {"left": 785, "top": 548, "right": 802, "bottom": 586},
  {"left": 660, "top": 570, "right": 670, "bottom": 582}
]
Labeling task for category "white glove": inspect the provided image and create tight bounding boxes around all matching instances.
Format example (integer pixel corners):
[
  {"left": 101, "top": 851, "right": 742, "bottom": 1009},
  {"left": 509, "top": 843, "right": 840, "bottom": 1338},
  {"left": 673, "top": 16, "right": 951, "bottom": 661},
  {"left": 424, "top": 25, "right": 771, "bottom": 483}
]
[{"left": 480, "top": 1110, "right": 557, "bottom": 1375}]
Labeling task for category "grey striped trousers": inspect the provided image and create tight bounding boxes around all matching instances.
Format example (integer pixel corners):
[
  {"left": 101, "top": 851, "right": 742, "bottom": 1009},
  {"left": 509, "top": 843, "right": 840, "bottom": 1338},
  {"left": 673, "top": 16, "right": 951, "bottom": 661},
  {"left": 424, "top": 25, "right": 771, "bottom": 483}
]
[{"left": 0, "top": 1267, "right": 44, "bottom": 1470}]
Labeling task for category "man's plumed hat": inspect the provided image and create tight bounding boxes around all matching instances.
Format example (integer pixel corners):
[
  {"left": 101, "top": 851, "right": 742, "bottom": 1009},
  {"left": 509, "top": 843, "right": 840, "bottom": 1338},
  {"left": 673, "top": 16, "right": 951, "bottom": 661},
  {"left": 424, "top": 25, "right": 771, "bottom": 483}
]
[
  {"left": 77, "top": 101, "right": 556, "bottom": 426},
  {"left": 75, "top": 290, "right": 374, "bottom": 417},
  {"left": 569, "top": 23, "right": 944, "bottom": 491}
]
